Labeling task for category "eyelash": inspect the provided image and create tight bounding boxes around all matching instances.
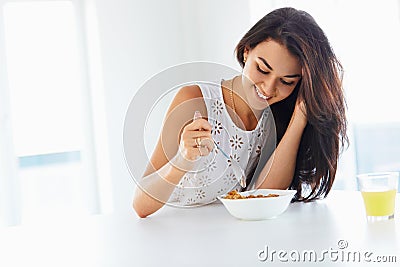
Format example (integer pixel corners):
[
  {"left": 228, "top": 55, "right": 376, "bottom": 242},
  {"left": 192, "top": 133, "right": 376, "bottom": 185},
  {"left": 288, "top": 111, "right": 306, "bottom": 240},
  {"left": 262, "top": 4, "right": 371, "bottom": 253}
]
[{"left": 256, "top": 65, "right": 294, "bottom": 86}]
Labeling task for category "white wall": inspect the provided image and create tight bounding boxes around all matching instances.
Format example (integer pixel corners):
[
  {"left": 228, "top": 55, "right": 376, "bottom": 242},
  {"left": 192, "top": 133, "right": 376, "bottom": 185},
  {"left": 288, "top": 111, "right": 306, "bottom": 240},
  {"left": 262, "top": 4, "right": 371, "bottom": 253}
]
[
  {"left": 89, "top": 0, "right": 400, "bottom": 211},
  {"left": 90, "top": 0, "right": 252, "bottom": 212}
]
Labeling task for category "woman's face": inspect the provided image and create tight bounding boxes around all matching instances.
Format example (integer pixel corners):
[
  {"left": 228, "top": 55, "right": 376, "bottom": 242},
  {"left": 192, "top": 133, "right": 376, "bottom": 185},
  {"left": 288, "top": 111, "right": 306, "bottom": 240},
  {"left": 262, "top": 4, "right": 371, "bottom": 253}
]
[{"left": 241, "top": 39, "right": 302, "bottom": 110}]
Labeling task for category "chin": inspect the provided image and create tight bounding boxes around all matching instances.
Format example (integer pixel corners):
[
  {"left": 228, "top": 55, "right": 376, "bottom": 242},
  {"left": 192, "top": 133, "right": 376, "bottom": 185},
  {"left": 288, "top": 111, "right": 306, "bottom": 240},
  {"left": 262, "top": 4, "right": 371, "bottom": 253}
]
[{"left": 248, "top": 98, "right": 269, "bottom": 111}]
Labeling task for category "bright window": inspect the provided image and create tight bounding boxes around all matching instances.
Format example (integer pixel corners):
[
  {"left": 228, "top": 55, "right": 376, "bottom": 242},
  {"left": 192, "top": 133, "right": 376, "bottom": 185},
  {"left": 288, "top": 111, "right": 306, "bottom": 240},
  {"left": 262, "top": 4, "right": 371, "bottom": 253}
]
[
  {"left": 4, "top": 1, "right": 84, "bottom": 156},
  {"left": 0, "top": 0, "right": 101, "bottom": 225}
]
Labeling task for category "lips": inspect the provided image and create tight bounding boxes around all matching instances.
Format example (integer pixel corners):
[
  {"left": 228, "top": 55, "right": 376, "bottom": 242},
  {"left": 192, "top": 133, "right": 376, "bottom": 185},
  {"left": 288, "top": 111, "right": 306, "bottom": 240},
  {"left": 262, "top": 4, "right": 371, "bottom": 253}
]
[{"left": 254, "top": 85, "right": 272, "bottom": 101}]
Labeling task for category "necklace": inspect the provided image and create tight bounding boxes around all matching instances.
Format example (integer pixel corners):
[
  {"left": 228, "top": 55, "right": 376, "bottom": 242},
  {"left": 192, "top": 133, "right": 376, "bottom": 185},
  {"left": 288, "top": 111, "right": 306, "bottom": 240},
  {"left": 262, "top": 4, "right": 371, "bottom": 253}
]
[{"left": 230, "top": 76, "right": 237, "bottom": 118}]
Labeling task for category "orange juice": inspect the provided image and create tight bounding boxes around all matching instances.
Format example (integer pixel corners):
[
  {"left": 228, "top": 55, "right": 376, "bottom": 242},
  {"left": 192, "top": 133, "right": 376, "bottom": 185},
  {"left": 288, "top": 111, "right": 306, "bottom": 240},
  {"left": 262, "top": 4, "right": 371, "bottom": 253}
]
[{"left": 361, "top": 189, "right": 396, "bottom": 216}]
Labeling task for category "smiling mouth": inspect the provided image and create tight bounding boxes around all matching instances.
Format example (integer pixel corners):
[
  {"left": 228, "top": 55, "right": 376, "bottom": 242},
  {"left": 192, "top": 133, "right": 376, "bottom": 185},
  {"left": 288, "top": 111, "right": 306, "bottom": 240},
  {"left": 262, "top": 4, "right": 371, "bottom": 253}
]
[{"left": 254, "top": 85, "right": 272, "bottom": 100}]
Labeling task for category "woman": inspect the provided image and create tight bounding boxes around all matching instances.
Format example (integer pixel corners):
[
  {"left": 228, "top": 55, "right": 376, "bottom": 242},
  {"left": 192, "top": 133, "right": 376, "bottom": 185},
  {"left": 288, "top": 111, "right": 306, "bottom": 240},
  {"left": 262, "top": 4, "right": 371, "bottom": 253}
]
[{"left": 133, "top": 7, "right": 347, "bottom": 218}]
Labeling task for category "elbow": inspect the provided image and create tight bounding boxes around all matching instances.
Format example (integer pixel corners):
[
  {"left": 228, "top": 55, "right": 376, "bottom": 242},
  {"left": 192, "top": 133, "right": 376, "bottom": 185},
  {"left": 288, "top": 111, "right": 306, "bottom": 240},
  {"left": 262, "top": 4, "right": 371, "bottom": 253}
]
[
  {"left": 268, "top": 183, "right": 290, "bottom": 190},
  {"left": 132, "top": 186, "right": 150, "bottom": 218},
  {"left": 133, "top": 204, "right": 149, "bottom": 218},
  {"left": 132, "top": 196, "right": 150, "bottom": 218},
  {"left": 132, "top": 186, "right": 166, "bottom": 218},
  {"left": 256, "top": 175, "right": 292, "bottom": 190}
]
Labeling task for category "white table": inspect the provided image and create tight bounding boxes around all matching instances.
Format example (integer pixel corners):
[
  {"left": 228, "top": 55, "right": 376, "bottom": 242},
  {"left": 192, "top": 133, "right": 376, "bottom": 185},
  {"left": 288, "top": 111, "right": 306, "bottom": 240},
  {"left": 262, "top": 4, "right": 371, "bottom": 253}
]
[{"left": 1, "top": 190, "right": 399, "bottom": 267}]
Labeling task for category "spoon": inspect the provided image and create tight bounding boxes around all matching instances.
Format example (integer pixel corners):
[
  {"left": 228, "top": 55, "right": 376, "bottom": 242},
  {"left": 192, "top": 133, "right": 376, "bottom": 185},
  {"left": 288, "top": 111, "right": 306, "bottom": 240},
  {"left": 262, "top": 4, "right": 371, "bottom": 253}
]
[
  {"left": 193, "top": 111, "right": 246, "bottom": 188},
  {"left": 212, "top": 140, "right": 247, "bottom": 188}
]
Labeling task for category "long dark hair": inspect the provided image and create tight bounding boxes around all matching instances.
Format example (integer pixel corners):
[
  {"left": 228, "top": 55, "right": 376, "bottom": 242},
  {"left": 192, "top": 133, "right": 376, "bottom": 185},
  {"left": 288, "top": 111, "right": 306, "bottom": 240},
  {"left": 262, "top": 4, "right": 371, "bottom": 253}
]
[{"left": 235, "top": 7, "right": 348, "bottom": 201}]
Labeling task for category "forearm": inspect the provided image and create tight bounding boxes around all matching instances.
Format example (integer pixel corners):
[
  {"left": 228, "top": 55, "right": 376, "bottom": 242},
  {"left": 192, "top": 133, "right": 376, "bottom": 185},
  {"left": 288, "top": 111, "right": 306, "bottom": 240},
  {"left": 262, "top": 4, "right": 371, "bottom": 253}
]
[
  {"left": 256, "top": 110, "right": 307, "bottom": 189},
  {"left": 133, "top": 156, "right": 191, "bottom": 218}
]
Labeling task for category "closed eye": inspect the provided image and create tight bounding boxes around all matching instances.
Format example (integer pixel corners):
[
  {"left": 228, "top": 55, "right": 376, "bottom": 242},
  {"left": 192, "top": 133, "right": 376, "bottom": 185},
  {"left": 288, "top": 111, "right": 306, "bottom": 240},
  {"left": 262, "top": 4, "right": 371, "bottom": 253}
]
[
  {"left": 280, "top": 79, "right": 294, "bottom": 86},
  {"left": 256, "top": 65, "right": 269, "bottom": 75},
  {"left": 258, "top": 65, "right": 295, "bottom": 86}
]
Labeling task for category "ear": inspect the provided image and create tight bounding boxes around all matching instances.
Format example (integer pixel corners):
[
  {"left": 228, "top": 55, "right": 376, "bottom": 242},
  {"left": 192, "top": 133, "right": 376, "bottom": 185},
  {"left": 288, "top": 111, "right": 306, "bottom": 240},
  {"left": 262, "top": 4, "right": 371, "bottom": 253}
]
[{"left": 243, "top": 47, "right": 249, "bottom": 60}]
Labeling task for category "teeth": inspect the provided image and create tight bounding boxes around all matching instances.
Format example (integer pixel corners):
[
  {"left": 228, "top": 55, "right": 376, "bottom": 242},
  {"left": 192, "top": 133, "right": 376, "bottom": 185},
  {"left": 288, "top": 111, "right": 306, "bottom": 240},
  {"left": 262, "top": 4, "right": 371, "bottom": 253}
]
[{"left": 255, "top": 86, "right": 270, "bottom": 100}]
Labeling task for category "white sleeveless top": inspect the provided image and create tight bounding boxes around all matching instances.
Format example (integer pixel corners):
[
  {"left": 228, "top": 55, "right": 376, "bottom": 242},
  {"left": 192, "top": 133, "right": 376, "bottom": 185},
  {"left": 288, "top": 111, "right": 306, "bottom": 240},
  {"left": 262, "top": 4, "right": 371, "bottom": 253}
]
[{"left": 168, "top": 80, "right": 272, "bottom": 206}]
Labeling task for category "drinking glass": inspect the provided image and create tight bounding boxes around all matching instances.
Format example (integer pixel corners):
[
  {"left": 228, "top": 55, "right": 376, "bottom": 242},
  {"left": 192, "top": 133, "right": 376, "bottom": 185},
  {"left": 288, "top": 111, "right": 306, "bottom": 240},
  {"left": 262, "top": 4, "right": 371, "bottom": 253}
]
[{"left": 357, "top": 172, "right": 398, "bottom": 222}]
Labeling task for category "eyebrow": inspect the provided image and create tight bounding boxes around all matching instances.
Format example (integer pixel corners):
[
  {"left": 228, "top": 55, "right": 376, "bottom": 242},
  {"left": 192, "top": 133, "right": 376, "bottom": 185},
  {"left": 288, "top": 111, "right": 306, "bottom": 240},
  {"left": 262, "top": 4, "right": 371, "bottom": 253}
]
[{"left": 258, "top": 57, "right": 301, "bottom": 78}]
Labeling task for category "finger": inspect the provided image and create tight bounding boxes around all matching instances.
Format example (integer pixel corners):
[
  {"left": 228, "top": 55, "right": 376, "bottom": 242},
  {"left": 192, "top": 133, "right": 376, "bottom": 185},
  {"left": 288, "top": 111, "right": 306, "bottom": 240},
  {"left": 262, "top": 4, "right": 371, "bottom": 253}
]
[
  {"left": 295, "top": 100, "right": 307, "bottom": 117},
  {"left": 185, "top": 119, "right": 212, "bottom": 131},
  {"left": 183, "top": 135, "right": 209, "bottom": 148},
  {"left": 182, "top": 130, "right": 211, "bottom": 144},
  {"left": 179, "top": 135, "right": 205, "bottom": 153},
  {"left": 182, "top": 147, "right": 205, "bottom": 161},
  {"left": 193, "top": 110, "right": 202, "bottom": 120},
  {"left": 188, "top": 134, "right": 214, "bottom": 149},
  {"left": 191, "top": 132, "right": 212, "bottom": 140},
  {"left": 185, "top": 146, "right": 205, "bottom": 159},
  {"left": 199, "top": 137, "right": 214, "bottom": 152},
  {"left": 194, "top": 136, "right": 202, "bottom": 148},
  {"left": 197, "top": 145, "right": 210, "bottom": 157}
]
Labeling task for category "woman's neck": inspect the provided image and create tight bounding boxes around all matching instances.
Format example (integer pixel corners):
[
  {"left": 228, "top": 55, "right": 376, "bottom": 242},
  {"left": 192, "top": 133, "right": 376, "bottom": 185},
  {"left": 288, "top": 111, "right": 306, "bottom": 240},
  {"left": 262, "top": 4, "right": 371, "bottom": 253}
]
[{"left": 222, "top": 76, "right": 263, "bottom": 131}]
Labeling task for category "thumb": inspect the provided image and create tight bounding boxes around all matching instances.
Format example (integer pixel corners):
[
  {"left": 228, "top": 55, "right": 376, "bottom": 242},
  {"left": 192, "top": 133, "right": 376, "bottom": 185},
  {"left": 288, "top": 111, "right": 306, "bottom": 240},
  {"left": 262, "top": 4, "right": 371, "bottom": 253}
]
[{"left": 193, "top": 110, "right": 202, "bottom": 121}]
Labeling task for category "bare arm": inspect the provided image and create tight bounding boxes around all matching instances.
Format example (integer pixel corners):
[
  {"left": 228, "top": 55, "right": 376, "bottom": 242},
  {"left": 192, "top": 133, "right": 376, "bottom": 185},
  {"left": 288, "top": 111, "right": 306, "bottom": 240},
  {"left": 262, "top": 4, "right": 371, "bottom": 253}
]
[
  {"left": 132, "top": 86, "right": 213, "bottom": 218},
  {"left": 132, "top": 153, "right": 192, "bottom": 218},
  {"left": 255, "top": 102, "right": 307, "bottom": 189}
]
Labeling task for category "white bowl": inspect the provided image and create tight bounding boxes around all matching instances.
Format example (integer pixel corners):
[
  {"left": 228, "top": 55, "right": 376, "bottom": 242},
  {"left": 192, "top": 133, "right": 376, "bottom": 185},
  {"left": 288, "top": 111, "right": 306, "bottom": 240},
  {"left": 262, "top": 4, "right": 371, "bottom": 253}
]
[{"left": 217, "top": 189, "right": 297, "bottom": 220}]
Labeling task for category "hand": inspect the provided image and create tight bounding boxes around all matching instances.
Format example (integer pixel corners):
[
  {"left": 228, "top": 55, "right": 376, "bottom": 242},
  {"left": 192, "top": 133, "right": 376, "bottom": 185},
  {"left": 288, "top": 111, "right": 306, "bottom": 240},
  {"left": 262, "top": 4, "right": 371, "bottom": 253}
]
[
  {"left": 290, "top": 99, "right": 307, "bottom": 129},
  {"left": 295, "top": 98, "right": 307, "bottom": 116},
  {"left": 178, "top": 117, "right": 214, "bottom": 162}
]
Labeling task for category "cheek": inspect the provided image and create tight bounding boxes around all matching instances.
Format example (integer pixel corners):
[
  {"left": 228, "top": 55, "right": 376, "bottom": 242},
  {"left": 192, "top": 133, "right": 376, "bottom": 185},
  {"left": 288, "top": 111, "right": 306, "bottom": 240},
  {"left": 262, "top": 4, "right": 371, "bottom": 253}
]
[
  {"left": 241, "top": 67, "right": 255, "bottom": 86},
  {"left": 278, "top": 86, "right": 296, "bottom": 99},
  {"left": 281, "top": 80, "right": 300, "bottom": 97},
  {"left": 242, "top": 65, "right": 263, "bottom": 84}
]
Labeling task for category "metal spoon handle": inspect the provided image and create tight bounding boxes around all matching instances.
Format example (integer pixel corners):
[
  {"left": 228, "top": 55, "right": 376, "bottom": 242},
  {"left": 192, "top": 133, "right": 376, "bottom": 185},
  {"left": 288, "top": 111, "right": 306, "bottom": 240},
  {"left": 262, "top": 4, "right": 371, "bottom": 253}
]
[{"left": 213, "top": 140, "right": 246, "bottom": 188}]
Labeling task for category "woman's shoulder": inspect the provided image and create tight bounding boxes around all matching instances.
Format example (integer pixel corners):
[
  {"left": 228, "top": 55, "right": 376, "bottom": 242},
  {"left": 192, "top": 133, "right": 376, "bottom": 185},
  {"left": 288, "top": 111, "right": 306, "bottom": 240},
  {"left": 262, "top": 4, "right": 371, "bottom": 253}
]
[
  {"left": 175, "top": 81, "right": 220, "bottom": 99},
  {"left": 174, "top": 84, "right": 203, "bottom": 102},
  {"left": 169, "top": 82, "right": 221, "bottom": 115},
  {"left": 166, "top": 84, "right": 207, "bottom": 118}
]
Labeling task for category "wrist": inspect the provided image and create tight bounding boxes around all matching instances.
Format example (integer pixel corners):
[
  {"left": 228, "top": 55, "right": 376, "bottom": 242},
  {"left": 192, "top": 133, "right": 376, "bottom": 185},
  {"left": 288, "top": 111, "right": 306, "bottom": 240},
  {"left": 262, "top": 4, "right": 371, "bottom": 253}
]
[
  {"left": 290, "top": 109, "right": 307, "bottom": 130},
  {"left": 292, "top": 100, "right": 307, "bottom": 127},
  {"left": 170, "top": 151, "right": 197, "bottom": 172}
]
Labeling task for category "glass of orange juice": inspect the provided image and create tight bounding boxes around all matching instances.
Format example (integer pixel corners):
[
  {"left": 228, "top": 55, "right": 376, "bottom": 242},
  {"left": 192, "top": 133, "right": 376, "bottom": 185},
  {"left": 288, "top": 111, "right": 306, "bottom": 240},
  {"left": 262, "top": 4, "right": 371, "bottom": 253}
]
[{"left": 357, "top": 172, "right": 398, "bottom": 222}]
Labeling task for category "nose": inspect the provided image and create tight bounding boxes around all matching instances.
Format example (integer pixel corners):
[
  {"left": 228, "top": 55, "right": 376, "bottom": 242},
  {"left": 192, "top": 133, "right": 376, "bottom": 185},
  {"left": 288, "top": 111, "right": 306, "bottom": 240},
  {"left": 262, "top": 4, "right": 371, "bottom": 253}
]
[{"left": 260, "top": 78, "right": 277, "bottom": 97}]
